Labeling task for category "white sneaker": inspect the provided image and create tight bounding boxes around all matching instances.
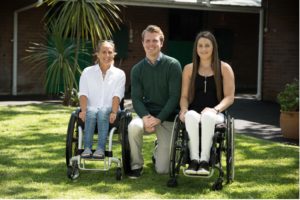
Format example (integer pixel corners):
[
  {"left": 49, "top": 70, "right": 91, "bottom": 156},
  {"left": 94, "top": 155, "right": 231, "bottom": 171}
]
[
  {"left": 197, "top": 161, "right": 210, "bottom": 175},
  {"left": 184, "top": 160, "right": 199, "bottom": 175}
]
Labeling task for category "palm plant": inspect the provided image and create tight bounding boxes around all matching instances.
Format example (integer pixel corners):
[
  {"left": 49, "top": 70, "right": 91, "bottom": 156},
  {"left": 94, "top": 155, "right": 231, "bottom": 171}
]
[
  {"left": 39, "top": 0, "right": 122, "bottom": 105},
  {"left": 24, "top": 23, "right": 90, "bottom": 103},
  {"left": 43, "top": 0, "right": 121, "bottom": 47}
]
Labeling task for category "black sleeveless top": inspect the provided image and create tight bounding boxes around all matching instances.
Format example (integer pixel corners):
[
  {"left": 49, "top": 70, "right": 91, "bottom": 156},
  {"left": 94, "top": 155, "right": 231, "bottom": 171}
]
[{"left": 188, "top": 74, "right": 219, "bottom": 113}]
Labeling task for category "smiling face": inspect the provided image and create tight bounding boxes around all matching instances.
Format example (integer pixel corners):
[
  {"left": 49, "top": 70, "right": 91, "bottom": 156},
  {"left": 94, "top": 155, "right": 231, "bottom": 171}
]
[
  {"left": 142, "top": 31, "right": 163, "bottom": 60},
  {"left": 96, "top": 41, "right": 115, "bottom": 67},
  {"left": 197, "top": 37, "right": 213, "bottom": 61}
]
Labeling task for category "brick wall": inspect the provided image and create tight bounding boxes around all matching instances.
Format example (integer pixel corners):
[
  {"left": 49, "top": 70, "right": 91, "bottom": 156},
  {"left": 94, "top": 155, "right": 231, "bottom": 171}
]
[
  {"left": 18, "top": 6, "right": 46, "bottom": 95},
  {"left": 0, "top": 1, "right": 46, "bottom": 95},
  {"left": 263, "top": 0, "right": 299, "bottom": 101},
  {"left": 1, "top": 1, "right": 298, "bottom": 100},
  {"left": 0, "top": 4, "right": 14, "bottom": 95}
]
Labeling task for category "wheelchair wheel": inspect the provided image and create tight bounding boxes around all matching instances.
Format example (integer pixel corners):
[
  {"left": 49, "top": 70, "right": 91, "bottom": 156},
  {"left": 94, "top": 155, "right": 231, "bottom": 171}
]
[
  {"left": 168, "top": 116, "right": 184, "bottom": 187},
  {"left": 116, "top": 167, "right": 122, "bottom": 180},
  {"left": 226, "top": 116, "right": 235, "bottom": 183},
  {"left": 212, "top": 177, "right": 223, "bottom": 191},
  {"left": 119, "top": 110, "right": 132, "bottom": 175},
  {"left": 66, "top": 111, "right": 79, "bottom": 167}
]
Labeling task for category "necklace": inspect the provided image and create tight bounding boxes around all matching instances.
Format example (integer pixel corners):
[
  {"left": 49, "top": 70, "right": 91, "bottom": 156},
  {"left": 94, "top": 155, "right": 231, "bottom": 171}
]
[
  {"left": 199, "top": 63, "right": 212, "bottom": 93},
  {"left": 204, "top": 76, "right": 207, "bottom": 93}
]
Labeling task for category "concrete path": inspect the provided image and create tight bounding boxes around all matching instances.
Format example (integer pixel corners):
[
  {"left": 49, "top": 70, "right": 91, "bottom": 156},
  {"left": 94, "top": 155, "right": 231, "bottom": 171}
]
[{"left": 229, "top": 94, "right": 298, "bottom": 146}]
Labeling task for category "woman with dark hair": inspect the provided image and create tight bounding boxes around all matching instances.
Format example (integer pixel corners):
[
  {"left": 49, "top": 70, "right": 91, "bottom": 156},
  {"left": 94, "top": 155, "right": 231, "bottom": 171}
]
[{"left": 179, "top": 31, "right": 235, "bottom": 175}]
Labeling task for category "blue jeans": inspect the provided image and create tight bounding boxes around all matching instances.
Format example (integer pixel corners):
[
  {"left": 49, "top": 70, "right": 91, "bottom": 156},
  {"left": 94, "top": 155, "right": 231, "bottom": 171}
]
[{"left": 84, "top": 107, "right": 111, "bottom": 151}]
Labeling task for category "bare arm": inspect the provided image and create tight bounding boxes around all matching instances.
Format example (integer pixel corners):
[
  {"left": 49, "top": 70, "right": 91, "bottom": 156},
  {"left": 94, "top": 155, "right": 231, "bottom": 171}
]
[
  {"left": 79, "top": 95, "right": 88, "bottom": 122},
  {"left": 179, "top": 64, "right": 193, "bottom": 122},
  {"left": 214, "top": 61, "right": 235, "bottom": 113},
  {"left": 110, "top": 96, "right": 120, "bottom": 124}
]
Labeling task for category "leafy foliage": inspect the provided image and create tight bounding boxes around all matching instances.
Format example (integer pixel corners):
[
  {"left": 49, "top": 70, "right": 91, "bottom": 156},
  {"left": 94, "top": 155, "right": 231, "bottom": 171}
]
[
  {"left": 26, "top": 0, "right": 122, "bottom": 105},
  {"left": 24, "top": 23, "right": 90, "bottom": 96},
  {"left": 277, "top": 79, "right": 299, "bottom": 111},
  {"left": 42, "top": 0, "right": 121, "bottom": 48},
  {"left": 60, "top": 88, "right": 80, "bottom": 107}
]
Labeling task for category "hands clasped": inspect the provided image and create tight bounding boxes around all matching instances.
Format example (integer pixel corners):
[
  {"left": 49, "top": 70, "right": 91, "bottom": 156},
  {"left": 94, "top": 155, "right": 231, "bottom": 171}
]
[{"left": 142, "top": 115, "right": 161, "bottom": 133}]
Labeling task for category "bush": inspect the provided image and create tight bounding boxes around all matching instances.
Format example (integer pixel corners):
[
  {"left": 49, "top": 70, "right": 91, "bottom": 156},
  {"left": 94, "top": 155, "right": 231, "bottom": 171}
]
[{"left": 277, "top": 79, "right": 299, "bottom": 112}]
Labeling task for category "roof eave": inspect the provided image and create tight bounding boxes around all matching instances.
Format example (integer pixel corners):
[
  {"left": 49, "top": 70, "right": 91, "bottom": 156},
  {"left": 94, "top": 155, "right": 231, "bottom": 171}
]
[{"left": 110, "top": 0, "right": 262, "bottom": 13}]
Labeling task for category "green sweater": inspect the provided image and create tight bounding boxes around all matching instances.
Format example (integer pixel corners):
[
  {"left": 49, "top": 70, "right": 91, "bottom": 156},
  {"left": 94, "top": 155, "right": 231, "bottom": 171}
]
[{"left": 131, "top": 54, "right": 182, "bottom": 122}]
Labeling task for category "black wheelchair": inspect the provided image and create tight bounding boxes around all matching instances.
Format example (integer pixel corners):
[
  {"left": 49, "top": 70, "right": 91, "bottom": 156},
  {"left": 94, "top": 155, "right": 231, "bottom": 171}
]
[
  {"left": 65, "top": 107, "right": 132, "bottom": 181},
  {"left": 167, "top": 112, "right": 235, "bottom": 190}
]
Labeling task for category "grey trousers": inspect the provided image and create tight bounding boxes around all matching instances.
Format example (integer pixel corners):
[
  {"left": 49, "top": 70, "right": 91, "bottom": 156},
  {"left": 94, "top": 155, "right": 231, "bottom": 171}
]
[{"left": 128, "top": 117, "right": 173, "bottom": 174}]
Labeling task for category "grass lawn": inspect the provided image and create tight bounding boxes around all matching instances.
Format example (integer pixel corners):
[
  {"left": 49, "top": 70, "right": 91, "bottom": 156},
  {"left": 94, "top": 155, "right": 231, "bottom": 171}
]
[{"left": 0, "top": 103, "right": 298, "bottom": 199}]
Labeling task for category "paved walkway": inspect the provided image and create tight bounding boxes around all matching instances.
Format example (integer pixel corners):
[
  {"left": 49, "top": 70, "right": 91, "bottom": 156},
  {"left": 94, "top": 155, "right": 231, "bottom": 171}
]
[
  {"left": 0, "top": 95, "right": 298, "bottom": 146},
  {"left": 229, "top": 94, "right": 298, "bottom": 146}
]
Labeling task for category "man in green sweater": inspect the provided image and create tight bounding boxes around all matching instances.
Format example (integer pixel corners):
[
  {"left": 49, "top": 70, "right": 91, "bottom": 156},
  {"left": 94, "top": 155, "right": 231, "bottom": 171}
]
[{"left": 128, "top": 25, "right": 182, "bottom": 179}]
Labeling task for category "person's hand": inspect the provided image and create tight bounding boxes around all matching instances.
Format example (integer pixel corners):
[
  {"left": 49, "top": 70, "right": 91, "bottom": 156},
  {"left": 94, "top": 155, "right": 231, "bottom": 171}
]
[
  {"left": 79, "top": 111, "right": 86, "bottom": 122},
  {"left": 201, "top": 107, "right": 218, "bottom": 114},
  {"left": 143, "top": 115, "right": 161, "bottom": 133},
  {"left": 109, "top": 112, "right": 117, "bottom": 124},
  {"left": 179, "top": 109, "right": 187, "bottom": 122}
]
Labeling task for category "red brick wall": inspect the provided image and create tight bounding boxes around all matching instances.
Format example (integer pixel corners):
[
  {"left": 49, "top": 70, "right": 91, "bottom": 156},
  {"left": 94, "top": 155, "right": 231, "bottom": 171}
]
[
  {"left": 18, "top": 6, "right": 46, "bottom": 95},
  {"left": 0, "top": 1, "right": 46, "bottom": 95},
  {"left": 0, "top": 4, "right": 14, "bottom": 95},
  {"left": 1, "top": 1, "right": 298, "bottom": 100},
  {"left": 263, "top": 0, "right": 299, "bottom": 101}
]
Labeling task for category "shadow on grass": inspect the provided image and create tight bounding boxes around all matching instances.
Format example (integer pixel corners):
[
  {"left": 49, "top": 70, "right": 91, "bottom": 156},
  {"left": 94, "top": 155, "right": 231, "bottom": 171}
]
[
  {"left": 0, "top": 104, "right": 298, "bottom": 198},
  {"left": 1, "top": 132, "right": 298, "bottom": 198},
  {"left": 0, "top": 103, "right": 73, "bottom": 122}
]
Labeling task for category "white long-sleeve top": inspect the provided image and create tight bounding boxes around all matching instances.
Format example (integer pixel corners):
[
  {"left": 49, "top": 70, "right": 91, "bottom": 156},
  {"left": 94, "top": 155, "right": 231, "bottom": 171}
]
[{"left": 79, "top": 64, "right": 126, "bottom": 109}]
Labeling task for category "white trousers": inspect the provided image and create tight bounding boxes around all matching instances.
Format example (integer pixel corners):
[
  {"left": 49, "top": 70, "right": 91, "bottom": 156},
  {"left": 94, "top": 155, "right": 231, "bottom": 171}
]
[
  {"left": 185, "top": 110, "right": 224, "bottom": 162},
  {"left": 128, "top": 117, "right": 173, "bottom": 174}
]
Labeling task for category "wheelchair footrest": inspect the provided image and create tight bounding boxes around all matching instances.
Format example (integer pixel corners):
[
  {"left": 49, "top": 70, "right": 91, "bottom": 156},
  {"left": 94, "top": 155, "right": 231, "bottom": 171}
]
[
  {"left": 77, "top": 149, "right": 113, "bottom": 158},
  {"left": 183, "top": 168, "right": 215, "bottom": 178},
  {"left": 82, "top": 157, "right": 105, "bottom": 161}
]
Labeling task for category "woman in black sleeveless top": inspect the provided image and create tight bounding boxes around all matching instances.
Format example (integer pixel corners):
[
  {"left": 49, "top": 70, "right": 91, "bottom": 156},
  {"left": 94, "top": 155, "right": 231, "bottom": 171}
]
[{"left": 179, "top": 31, "right": 235, "bottom": 175}]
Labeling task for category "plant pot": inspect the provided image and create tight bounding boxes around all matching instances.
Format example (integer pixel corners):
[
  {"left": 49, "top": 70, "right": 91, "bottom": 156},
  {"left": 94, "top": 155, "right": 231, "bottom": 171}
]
[{"left": 279, "top": 111, "right": 299, "bottom": 139}]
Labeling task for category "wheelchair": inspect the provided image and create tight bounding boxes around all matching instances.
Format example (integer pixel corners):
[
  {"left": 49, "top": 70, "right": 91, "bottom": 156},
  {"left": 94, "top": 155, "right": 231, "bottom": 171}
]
[
  {"left": 167, "top": 112, "right": 235, "bottom": 190},
  {"left": 65, "top": 106, "right": 132, "bottom": 181}
]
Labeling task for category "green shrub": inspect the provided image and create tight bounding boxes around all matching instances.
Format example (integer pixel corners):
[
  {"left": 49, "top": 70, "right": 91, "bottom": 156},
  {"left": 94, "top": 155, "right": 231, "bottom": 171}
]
[{"left": 277, "top": 79, "right": 299, "bottom": 111}]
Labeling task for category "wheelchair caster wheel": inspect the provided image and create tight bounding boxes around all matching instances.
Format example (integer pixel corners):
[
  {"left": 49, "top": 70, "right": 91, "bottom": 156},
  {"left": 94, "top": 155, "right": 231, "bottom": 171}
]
[
  {"left": 167, "top": 178, "right": 178, "bottom": 187},
  {"left": 67, "top": 161, "right": 79, "bottom": 180},
  {"left": 116, "top": 168, "right": 122, "bottom": 181},
  {"left": 212, "top": 181, "right": 223, "bottom": 191}
]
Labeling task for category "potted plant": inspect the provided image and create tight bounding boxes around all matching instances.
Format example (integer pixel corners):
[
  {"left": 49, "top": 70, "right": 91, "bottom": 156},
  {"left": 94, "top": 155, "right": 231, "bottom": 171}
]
[{"left": 277, "top": 79, "right": 299, "bottom": 139}]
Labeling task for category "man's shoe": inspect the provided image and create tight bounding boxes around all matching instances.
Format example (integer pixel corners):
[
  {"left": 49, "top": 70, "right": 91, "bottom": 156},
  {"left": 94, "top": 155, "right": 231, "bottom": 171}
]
[
  {"left": 185, "top": 160, "right": 199, "bottom": 175},
  {"left": 197, "top": 161, "right": 210, "bottom": 175},
  {"left": 81, "top": 148, "right": 92, "bottom": 158},
  {"left": 127, "top": 167, "right": 143, "bottom": 179},
  {"left": 93, "top": 149, "right": 105, "bottom": 159}
]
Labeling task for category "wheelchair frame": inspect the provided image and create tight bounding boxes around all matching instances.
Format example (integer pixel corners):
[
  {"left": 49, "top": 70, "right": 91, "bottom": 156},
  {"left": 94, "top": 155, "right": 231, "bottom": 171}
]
[
  {"left": 167, "top": 113, "right": 235, "bottom": 190},
  {"left": 65, "top": 108, "right": 132, "bottom": 181}
]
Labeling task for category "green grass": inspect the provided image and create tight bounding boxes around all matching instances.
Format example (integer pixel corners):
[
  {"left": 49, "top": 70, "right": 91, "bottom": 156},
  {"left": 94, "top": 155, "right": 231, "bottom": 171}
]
[{"left": 0, "top": 103, "right": 298, "bottom": 199}]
